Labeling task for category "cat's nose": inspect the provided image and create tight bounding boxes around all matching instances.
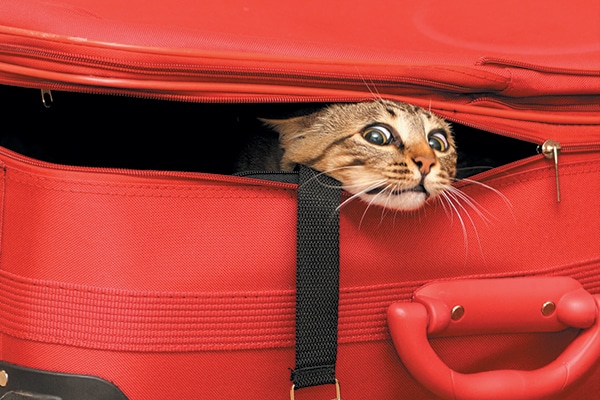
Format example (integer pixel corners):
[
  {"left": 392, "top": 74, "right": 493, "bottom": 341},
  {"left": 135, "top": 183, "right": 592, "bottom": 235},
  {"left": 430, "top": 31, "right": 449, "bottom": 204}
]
[{"left": 413, "top": 155, "right": 436, "bottom": 175}]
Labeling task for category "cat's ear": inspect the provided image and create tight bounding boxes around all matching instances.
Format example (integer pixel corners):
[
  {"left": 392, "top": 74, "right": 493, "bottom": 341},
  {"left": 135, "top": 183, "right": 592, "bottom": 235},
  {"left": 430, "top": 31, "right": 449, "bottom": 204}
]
[{"left": 259, "top": 115, "right": 316, "bottom": 144}]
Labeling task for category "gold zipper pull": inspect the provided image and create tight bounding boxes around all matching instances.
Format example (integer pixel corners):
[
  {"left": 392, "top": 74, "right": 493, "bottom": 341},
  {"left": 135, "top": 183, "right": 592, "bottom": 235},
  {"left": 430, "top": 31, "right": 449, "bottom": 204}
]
[
  {"left": 540, "top": 139, "right": 561, "bottom": 202},
  {"left": 41, "top": 89, "right": 53, "bottom": 108}
]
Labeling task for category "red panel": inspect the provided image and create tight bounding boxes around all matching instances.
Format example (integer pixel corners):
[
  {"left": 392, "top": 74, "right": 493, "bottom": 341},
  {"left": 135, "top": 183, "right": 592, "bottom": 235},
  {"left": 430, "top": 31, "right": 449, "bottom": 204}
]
[
  {"left": 0, "top": 0, "right": 598, "bottom": 69},
  {"left": 0, "top": 145, "right": 599, "bottom": 399}
]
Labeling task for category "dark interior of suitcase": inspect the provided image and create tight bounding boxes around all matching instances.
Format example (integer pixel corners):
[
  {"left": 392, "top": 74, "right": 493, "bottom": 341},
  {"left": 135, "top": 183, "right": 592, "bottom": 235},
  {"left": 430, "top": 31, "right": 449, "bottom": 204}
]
[{"left": 1, "top": 85, "right": 536, "bottom": 179}]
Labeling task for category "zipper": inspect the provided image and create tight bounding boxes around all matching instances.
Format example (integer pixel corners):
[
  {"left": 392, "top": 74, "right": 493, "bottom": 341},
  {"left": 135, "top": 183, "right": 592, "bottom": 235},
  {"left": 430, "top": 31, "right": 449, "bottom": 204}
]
[
  {"left": 539, "top": 140, "right": 562, "bottom": 202},
  {"left": 476, "top": 57, "right": 598, "bottom": 76},
  {"left": 442, "top": 112, "right": 600, "bottom": 203},
  {"left": 468, "top": 96, "right": 600, "bottom": 113},
  {"left": 0, "top": 43, "right": 484, "bottom": 97},
  {"left": 537, "top": 141, "right": 600, "bottom": 203},
  {"left": 9, "top": 88, "right": 600, "bottom": 204},
  {"left": 2, "top": 32, "right": 599, "bottom": 203},
  {"left": 3, "top": 32, "right": 599, "bottom": 115},
  {"left": 451, "top": 140, "right": 600, "bottom": 204},
  {"left": 438, "top": 103, "right": 600, "bottom": 151},
  {"left": 40, "top": 88, "right": 53, "bottom": 108},
  {"left": 4, "top": 80, "right": 368, "bottom": 105},
  {"left": 234, "top": 170, "right": 298, "bottom": 184},
  {"left": 0, "top": 146, "right": 297, "bottom": 190}
]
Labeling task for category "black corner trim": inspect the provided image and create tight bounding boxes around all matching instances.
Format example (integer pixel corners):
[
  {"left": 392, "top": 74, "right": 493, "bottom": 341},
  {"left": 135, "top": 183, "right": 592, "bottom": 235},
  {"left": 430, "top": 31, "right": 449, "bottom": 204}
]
[{"left": 0, "top": 361, "right": 129, "bottom": 400}]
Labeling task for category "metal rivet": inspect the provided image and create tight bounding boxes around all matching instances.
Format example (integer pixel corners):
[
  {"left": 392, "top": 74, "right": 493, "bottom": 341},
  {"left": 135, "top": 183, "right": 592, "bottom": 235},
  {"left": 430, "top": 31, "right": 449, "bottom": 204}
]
[
  {"left": 0, "top": 370, "right": 8, "bottom": 387},
  {"left": 541, "top": 301, "right": 556, "bottom": 316},
  {"left": 451, "top": 305, "right": 465, "bottom": 321}
]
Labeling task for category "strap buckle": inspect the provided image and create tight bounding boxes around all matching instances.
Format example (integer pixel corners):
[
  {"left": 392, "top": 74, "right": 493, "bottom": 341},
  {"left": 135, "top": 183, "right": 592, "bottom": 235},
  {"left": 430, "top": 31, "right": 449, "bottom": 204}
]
[{"left": 290, "top": 379, "right": 341, "bottom": 400}]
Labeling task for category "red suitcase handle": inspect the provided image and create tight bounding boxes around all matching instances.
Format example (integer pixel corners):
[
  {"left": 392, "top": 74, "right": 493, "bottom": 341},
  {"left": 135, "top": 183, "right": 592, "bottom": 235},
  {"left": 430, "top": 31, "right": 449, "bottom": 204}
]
[{"left": 387, "top": 277, "right": 600, "bottom": 400}]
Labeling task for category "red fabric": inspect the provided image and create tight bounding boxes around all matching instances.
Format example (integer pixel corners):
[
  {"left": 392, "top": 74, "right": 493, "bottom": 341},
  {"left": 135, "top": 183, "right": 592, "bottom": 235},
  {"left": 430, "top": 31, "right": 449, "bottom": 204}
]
[
  {"left": 0, "top": 146, "right": 599, "bottom": 399},
  {"left": 0, "top": 0, "right": 599, "bottom": 398},
  {"left": 5, "top": 337, "right": 598, "bottom": 400},
  {"left": 0, "top": 0, "right": 598, "bottom": 69},
  {"left": 0, "top": 1, "right": 599, "bottom": 107}
]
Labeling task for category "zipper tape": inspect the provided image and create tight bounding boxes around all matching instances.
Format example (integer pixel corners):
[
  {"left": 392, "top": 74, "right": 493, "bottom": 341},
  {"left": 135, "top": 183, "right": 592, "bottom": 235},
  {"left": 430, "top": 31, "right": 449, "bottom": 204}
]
[{"left": 3, "top": 58, "right": 599, "bottom": 130}]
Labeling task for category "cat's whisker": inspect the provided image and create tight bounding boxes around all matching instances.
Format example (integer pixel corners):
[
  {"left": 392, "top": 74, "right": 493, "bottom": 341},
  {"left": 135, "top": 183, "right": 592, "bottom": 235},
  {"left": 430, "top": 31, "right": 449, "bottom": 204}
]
[
  {"left": 355, "top": 67, "right": 383, "bottom": 101},
  {"left": 298, "top": 165, "right": 365, "bottom": 191},
  {"left": 444, "top": 186, "right": 494, "bottom": 226},
  {"left": 360, "top": 183, "right": 395, "bottom": 227},
  {"left": 340, "top": 179, "right": 391, "bottom": 224},
  {"left": 434, "top": 187, "right": 455, "bottom": 225},
  {"left": 453, "top": 178, "right": 515, "bottom": 224},
  {"left": 378, "top": 184, "right": 399, "bottom": 223},
  {"left": 438, "top": 191, "right": 470, "bottom": 257},
  {"left": 441, "top": 189, "right": 487, "bottom": 263},
  {"left": 336, "top": 179, "right": 388, "bottom": 212},
  {"left": 457, "top": 178, "right": 513, "bottom": 210},
  {"left": 294, "top": 166, "right": 379, "bottom": 220}
]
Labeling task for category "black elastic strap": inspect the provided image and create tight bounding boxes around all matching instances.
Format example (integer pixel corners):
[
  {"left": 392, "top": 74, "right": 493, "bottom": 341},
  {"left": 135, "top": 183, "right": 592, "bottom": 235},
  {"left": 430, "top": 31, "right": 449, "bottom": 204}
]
[{"left": 291, "top": 165, "right": 341, "bottom": 389}]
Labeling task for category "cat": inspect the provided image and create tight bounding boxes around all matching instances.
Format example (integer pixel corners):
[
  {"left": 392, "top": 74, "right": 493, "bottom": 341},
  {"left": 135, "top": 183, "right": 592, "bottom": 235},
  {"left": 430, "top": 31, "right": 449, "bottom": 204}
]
[{"left": 235, "top": 99, "right": 457, "bottom": 211}]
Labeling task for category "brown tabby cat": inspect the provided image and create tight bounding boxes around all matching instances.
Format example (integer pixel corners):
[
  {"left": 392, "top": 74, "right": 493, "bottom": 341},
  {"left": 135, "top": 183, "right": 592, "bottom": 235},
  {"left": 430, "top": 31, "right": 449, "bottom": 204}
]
[{"left": 236, "top": 99, "right": 457, "bottom": 211}]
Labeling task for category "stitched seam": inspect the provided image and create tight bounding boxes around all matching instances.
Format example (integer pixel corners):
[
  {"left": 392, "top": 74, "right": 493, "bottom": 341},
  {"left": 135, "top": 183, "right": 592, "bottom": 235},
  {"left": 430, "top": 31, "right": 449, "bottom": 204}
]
[{"left": 7, "top": 177, "right": 294, "bottom": 200}]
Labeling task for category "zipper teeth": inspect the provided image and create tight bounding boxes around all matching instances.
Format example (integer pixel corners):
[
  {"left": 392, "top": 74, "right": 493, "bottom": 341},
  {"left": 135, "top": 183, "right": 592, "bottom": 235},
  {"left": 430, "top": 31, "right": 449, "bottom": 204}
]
[
  {"left": 441, "top": 112, "right": 600, "bottom": 150},
  {"left": 0, "top": 125, "right": 596, "bottom": 193},
  {"left": 0, "top": 147, "right": 296, "bottom": 189},
  {"left": 562, "top": 143, "right": 600, "bottom": 152},
  {"left": 469, "top": 97, "right": 600, "bottom": 112},
  {"left": 6, "top": 82, "right": 600, "bottom": 155},
  {"left": 3, "top": 46, "right": 599, "bottom": 149},
  {"left": 1, "top": 76, "right": 370, "bottom": 104},
  {"left": 0, "top": 147, "right": 193, "bottom": 177},
  {"left": 1, "top": 45, "right": 159, "bottom": 73},
  {"left": 5, "top": 78, "right": 599, "bottom": 151},
  {"left": 442, "top": 114, "right": 540, "bottom": 145},
  {"left": 454, "top": 154, "right": 541, "bottom": 186},
  {"left": 0, "top": 44, "right": 485, "bottom": 92},
  {"left": 5, "top": 45, "right": 600, "bottom": 115},
  {"left": 476, "top": 57, "right": 599, "bottom": 76}
]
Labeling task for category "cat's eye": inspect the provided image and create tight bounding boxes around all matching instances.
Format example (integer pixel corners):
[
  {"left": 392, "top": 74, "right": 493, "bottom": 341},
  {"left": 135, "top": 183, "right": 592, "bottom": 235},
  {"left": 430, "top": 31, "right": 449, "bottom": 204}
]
[
  {"left": 428, "top": 130, "right": 449, "bottom": 152},
  {"left": 362, "top": 125, "right": 392, "bottom": 146}
]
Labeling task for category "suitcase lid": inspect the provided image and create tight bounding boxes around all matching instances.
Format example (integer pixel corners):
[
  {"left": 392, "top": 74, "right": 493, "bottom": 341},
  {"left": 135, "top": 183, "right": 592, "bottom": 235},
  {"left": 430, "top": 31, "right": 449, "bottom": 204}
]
[
  {"left": 0, "top": 0, "right": 599, "bottom": 144},
  {"left": 1, "top": 0, "right": 598, "bottom": 70}
]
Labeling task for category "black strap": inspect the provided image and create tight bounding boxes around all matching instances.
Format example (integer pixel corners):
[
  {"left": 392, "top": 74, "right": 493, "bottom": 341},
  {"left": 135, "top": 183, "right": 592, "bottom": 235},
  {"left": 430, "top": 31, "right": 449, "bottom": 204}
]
[{"left": 291, "top": 166, "right": 341, "bottom": 389}]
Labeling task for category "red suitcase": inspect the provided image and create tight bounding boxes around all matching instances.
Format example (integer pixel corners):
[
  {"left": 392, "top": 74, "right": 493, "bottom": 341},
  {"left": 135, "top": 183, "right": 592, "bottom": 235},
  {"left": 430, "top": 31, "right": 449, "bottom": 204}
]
[{"left": 0, "top": 1, "right": 599, "bottom": 399}]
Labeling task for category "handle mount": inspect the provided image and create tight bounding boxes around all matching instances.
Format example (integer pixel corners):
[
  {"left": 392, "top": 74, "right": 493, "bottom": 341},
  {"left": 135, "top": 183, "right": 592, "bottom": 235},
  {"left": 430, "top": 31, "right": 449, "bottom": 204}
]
[{"left": 387, "top": 277, "right": 600, "bottom": 400}]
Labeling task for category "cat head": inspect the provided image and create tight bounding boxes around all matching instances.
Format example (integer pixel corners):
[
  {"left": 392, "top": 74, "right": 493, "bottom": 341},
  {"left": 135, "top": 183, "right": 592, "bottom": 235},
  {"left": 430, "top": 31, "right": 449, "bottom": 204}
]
[{"left": 263, "top": 99, "right": 457, "bottom": 211}]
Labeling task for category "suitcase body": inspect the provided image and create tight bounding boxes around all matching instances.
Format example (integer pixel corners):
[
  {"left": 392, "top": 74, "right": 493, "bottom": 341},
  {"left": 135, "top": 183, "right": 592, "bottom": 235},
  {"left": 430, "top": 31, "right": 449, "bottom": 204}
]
[{"left": 0, "top": 1, "right": 599, "bottom": 399}]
